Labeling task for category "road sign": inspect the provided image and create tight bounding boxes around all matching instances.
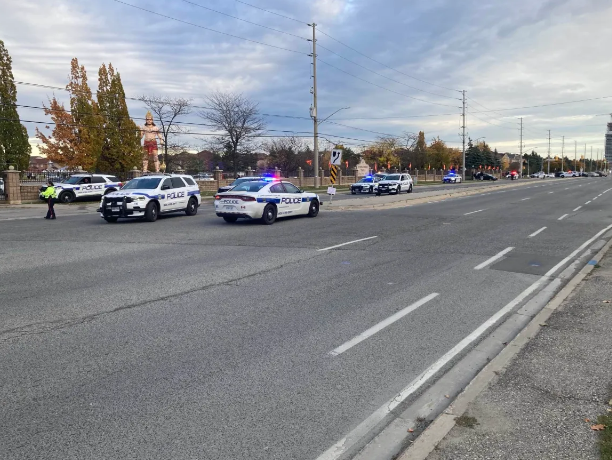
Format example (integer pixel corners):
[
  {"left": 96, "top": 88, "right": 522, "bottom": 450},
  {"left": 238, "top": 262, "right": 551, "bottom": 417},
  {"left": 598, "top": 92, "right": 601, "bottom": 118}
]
[
  {"left": 330, "top": 164, "right": 338, "bottom": 184},
  {"left": 331, "top": 148, "right": 343, "bottom": 166}
]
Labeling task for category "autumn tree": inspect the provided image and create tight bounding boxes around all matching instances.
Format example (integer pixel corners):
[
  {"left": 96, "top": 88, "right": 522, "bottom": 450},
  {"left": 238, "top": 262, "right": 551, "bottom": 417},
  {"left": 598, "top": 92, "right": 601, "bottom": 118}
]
[
  {"left": 96, "top": 63, "right": 141, "bottom": 172},
  {"left": 0, "top": 40, "right": 31, "bottom": 170},
  {"left": 264, "top": 136, "right": 303, "bottom": 174},
  {"left": 362, "top": 137, "right": 400, "bottom": 169},
  {"left": 413, "top": 131, "right": 427, "bottom": 168},
  {"left": 139, "top": 95, "right": 192, "bottom": 168},
  {"left": 198, "top": 92, "right": 265, "bottom": 177},
  {"left": 426, "top": 137, "right": 451, "bottom": 169},
  {"left": 37, "top": 58, "right": 102, "bottom": 170}
]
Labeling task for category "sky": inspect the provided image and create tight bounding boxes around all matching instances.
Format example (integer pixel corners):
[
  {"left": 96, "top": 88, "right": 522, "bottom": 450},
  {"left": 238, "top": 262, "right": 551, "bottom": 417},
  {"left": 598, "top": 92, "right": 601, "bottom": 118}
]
[{"left": 2, "top": 0, "right": 612, "bottom": 160}]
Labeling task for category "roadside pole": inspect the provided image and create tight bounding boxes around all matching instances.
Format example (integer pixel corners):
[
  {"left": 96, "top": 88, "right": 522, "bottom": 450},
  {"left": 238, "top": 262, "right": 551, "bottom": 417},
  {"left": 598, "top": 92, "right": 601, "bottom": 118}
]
[
  {"left": 309, "top": 23, "right": 319, "bottom": 188},
  {"left": 328, "top": 146, "right": 342, "bottom": 205}
]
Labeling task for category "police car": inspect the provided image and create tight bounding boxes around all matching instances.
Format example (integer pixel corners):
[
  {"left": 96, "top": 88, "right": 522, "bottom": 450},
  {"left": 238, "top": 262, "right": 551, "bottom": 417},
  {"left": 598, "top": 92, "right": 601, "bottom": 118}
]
[
  {"left": 443, "top": 171, "right": 462, "bottom": 183},
  {"left": 98, "top": 174, "right": 201, "bottom": 223},
  {"left": 376, "top": 173, "right": 413, "bottom": 195},
  {"left": 350, "top": 175, "right": 383, "bottom": 194},
  {"left": 214, "top": 179, "right": 319, "bottom": 224},
  {"left": 218, "top": 176, "right": 269, "bottom": 193},
  {"left": 39, "top": 174, "right": 123, "bottom": 203}
]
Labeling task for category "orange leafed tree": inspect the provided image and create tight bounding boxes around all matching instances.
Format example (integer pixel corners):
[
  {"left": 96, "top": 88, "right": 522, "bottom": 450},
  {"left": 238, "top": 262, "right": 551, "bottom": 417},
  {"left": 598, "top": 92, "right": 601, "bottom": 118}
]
[{"left": 36, "top": 58, "right": 102, "bottom": 170}]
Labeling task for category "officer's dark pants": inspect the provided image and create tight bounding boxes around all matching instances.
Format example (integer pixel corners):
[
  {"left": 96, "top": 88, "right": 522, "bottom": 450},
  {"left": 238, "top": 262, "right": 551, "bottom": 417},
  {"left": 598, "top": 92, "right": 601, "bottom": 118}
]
[{"left": 46, "top": 198, "right": 56, "bottom": 219}]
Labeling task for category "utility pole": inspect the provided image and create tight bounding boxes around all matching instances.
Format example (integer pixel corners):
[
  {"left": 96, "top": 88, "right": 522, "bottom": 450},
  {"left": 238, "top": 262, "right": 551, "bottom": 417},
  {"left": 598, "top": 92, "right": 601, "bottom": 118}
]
[
  {"left": 519, "top": 117, "right": 523, "bottom": 177},
  {"left": 561, "top": 136, "right": 564, "bottom": 171},
  {"left": 584, "top": 144, "right": 587, "bottom": 173},
  {"left": 574, "top": 140, "right": 577, "bottom": 171},
  {"left": 591, "top": 146, "right": 593, "bottom": 172},
  {"left": 547, "top": 130, "right": 551, "bottom": 175},
  {"left": 461, "top": 90, "right": 466, "bottom": 181},
  {"left": 309, "top": 23, "right": 319, "bottom": 187}
]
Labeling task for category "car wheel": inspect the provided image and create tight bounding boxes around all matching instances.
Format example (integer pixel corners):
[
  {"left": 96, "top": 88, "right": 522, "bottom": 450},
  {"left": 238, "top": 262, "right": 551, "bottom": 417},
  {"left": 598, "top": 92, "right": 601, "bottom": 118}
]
[
  {"left": 351, "top": 189, "right": 356, "bottom": 195},
  {"left": 369, "top": 186, "right": 373, "bottom": 193},
  {"left": 59, "top": 191, "right": 74, "bottom": 203},
  {"left": 104, "top": 217, "right": 118, "bottom": 223},
  {"left": 307, "top": 199, "right": 319, "bottom": 217},
  {"left": 396, "top": 185, "right": 401, "bottom": 194},
  {"left": 185, "top": 197, "right": 198, "bottom": 216},
  {"left": 104, "top": 188, "right": 115, "bottom": 196},
  {"left": 261, "top": 203, "right": 277, "bottom": 225},
  {"left": 376, "top": 191, "right": 381, "bottom": 196},
  {"left": 408, "top": 184, "right": 413, "bottom": 193},
  {"left": 223, "top": 216, "right": 238, "bottom": 223},
  {"left": 145, "top": 201, "right": 158, "bottom": 222}
]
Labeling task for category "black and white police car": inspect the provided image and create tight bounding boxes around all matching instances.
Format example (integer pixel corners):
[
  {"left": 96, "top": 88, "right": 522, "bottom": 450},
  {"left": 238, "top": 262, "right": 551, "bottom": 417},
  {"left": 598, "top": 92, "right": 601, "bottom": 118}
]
[
  {"left": 214, "top": 179, "right": 319, "bottom": 224},
  {"left": 40, "top": 173, "right": 123, "bottom": 203},
  {"left": 443, "top": 171, "right": 462, "bottom": 183},
  {"left": 98, "top": 174, "right": 201, "bottom": 223},
  {"left": 350, "top": 175, "right": 384, "bottom": 194},
  {"left": 376, "top": 173, "right": 413, "bottom": 195}
]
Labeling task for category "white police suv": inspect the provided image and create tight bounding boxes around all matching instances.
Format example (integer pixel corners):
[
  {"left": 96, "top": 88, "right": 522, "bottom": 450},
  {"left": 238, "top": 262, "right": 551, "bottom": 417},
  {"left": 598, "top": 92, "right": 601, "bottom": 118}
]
[
  {"left": 214, "top": 179, "right": 319, "bottom": 224},
  {"left": 39, "top": 174, "right": 123, "bottom": 203},
  {"left": 376, "top": 173, "right": 413, "bottom": 195},
  {"left": 98, "top": 174, "right": 201, "bottom": 223}
]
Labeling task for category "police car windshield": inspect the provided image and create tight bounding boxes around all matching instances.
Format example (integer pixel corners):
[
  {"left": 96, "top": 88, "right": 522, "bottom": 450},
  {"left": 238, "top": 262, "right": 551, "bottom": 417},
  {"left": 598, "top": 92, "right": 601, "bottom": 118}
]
[
  {"left": 385, "top": 174, "right": 401, "bottom": 181},
  {"left": 122, "top": 177, "right": 162, "bottom": 190},
  {"left": 231, "top": 181, "right": 268, "bottom": 192},
  {"left": 64, "top": 176, "right": 86, "bottom": 184},
  {"left": 231, "top": 177, "right": 256, "bottom": 185},
  {"left": 359, "top": 178, "right": 374, "bottom": 183}
]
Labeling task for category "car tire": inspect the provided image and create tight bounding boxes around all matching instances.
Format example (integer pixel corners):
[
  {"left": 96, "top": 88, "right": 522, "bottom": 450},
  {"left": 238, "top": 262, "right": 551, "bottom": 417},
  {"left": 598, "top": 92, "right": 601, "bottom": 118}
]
[
  {"left": 351, "top": 189, "right": 356, "bottom": 195},
  {"left": 104, "top": 217, "right": 118, "bottom": 223},
  {"left": 408, "top": 184, "right": 413, "bottom": 193},
  {"left": 307, "top": 199, "right": 319, "bottom": 217},
  {"left": 185, "top": 197, "right": 198, "bottom": 216},
  {"left": 58, "top": 191, "right": 75, "bottom": 203},
  {"left": 145, "top": 201, "right": 158, "bottom": 222},
  {"left": 396, "top": 185, "right": 401, "bottom": 194},
  {"left": 104, "top": 189, "right": 115, "bottom": 196},
  {"left": 261, "top": 203, "right": 277, "bottom": 225},
  {"left": 223, "top": 216, "right": 238, "bottom": 223}
]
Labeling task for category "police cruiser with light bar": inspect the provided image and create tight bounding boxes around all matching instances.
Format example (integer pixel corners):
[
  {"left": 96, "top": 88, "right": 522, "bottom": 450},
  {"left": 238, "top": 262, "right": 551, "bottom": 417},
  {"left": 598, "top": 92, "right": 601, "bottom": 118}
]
[
  {"left": 214, "top": 179, "right": 319, "bottom": 224},
  {"left": 98, "top": 174, "right": 201, "bottom": 223},
  {"left": 40, "top": 173, "right": 123, "bottom": 203},
  {"left": 350, "top": 174, "right": 385, "bottom": 194}
]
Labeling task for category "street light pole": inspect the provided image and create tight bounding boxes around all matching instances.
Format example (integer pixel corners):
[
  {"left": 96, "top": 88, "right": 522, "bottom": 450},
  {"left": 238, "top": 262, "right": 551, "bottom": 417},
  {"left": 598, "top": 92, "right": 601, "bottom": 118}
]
[{"left": 309, "top": 23, "right": 319, "bottom": 187}]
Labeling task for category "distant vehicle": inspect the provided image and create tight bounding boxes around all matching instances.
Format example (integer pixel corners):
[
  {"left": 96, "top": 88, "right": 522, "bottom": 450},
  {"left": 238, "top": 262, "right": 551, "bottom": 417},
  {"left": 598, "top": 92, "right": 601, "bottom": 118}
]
[
  {"left": 580, "top": 172, "right": 589, "bottom": 177},
  {"left": 350, "top": 175, "right": 382, "bottom": 194},
  {"left": 39, "top": 173, "right": 123, "bottom": 203},
  {"left": 596, "top": 171, "right": 608, "bottom": 177},
  {"left": 557, "top": 171, "right": 574, "bottom": 178},
  {"left": 0, "top": 177, "right": 4, "bottom": 194},
  {"left": 474, "top": 172, "right": 498, "bottom": 181},
  {"left": 530, "top": 172, "right": 545, "bottom": 179},
  {"left": 98, "top": 174, "right": 201, "bottom": 223},
  {"left": 376, "top": 173, "right": 413, "bottom": 195},
  {"left": 217, "top": 176, "right": 274, "bottom": 193},
  {"left": 443, "top": 171, "right": 462, "bottom": 183},
  {"left": 505, "top": 171, "right": 519, "bottom": 180},
  {"left": 214, "top": 180, "right": 319, "bottom": 225},
  {"left": 194, "top": 173, "right": 214, "bottom": 181}
]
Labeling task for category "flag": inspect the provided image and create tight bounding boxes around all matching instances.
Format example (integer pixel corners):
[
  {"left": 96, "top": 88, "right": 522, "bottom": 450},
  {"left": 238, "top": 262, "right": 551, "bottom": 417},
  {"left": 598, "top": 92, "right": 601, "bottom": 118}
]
[
  {"left": 409, "top": 162, "right": 412, "bottom": 169},
  {"left": 428, "top": 164, "right": 431, "bottom": 170},
  {"left": 443, "top": 164, "right": 446, "bottom": 170},
  {"left": 387, "top": 162, "right": 391, "bottom": 169},
  {"left": 375, "top": 162, "right": 378, "bottom": 171},
  {"left": 306, "top": 159, "right": 312, "bottom": 166},
  {"left": 345, "top": 161, "right": 349, "bottom": 168}
]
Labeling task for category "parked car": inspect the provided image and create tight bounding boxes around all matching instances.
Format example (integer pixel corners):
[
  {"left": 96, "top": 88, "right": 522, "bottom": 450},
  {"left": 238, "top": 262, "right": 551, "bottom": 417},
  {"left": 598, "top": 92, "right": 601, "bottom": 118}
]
[
  {"left": 376, "top": 173, "right": 414, "bottom": 195},
  {"left": 443, "top": 171, "right": 462, "bottom": 183},
  {"left": 530, "top": 172, "right": 545, "bottom": 179},
  {"left": 505, "top": 171, "right": 519, "bottom": 180},
  {"left": 0, "top": 177, "right": 4, "bottom": 194},
  {"left": 474, "top": 172, "right": 498, "bottom": 181},
  {"left": 557, "top": 171, "right": 574, "bottom": 178},
  {"left": 194, "top": 173, "right": 214, "bottom": 181},
  {"left": 39, "top": 173, "right": 123, "bottom": 203},
  {"left": 350, "top": 175, "right": 382, "bottom": 194}
]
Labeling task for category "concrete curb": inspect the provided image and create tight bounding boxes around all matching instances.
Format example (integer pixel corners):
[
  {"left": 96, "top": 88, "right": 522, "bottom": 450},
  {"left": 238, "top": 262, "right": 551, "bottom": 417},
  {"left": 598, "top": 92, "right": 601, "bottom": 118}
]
[
  {"left": 398, "top": 234, "right": 612, "bottom": 460},
  {"left": 323, "top": 180, "right": 534, "bottom": 212}
]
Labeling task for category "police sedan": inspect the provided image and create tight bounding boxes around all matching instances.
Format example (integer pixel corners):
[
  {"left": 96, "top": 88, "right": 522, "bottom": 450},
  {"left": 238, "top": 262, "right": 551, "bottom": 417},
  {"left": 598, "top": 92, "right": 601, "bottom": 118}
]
[
  {"left": 214, "top": 180, "right": 320, "bottom": 224},
  {"left": 443, "top": 171, "right": 462, "bottom": 183}
]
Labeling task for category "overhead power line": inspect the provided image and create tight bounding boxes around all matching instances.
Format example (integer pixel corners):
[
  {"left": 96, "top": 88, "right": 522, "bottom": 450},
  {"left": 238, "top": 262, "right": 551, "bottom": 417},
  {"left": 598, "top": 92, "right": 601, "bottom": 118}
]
[
  {"left": 467, "top": 110, "right": 518, "bottom": 131},
  {"left": 317, "top": 58, "right": 460, "bottom": 108},
  {"left": 111, "top": 0, "right": 307, "bottom": 55},
  {"left": 317, "top": 28, "right": 460, "bottom": 93},
  {"left": 179, "top": 0, "right": 309, "bottom": 40},
  {"left": 233, "top": 0, "right": 306, "bottom": 25},
  {"left": 469, "top": 95, "right": 612, "bottom": 113}
]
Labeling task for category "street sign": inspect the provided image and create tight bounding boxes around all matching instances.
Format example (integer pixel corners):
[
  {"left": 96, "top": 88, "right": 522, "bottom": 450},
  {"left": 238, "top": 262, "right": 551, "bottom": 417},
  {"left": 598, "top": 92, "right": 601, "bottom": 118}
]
[
  {"left": 330, "top": 164, "right": 338, "bottom": 184},
  {"left": 327, "top": 186, "right": 336, "bottom": 195},
  {"left": 331, "top": 148, "right": 343, "bottom": 166}
]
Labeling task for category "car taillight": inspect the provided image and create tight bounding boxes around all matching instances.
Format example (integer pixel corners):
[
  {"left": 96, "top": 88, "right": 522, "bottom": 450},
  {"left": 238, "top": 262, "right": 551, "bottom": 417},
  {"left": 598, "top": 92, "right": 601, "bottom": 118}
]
[
  {"left": 215, "top": 195, "right": 221, "bottom": 200},
  {"left": 241, "top": 196, "right": 256, "bottom": 202}
]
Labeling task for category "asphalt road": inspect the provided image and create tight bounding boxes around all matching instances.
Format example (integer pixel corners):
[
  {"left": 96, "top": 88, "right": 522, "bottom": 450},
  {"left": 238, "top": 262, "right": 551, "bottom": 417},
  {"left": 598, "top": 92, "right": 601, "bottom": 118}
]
[{"left": 1, "top": 178, "right": 611, "bottom": 460}]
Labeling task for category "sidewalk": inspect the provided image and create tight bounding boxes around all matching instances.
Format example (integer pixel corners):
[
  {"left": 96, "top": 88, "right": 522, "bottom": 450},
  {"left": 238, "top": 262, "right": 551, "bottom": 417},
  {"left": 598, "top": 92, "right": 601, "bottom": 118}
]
[{"left": 417, "top": 249, "right": 612, "bottom": 459}]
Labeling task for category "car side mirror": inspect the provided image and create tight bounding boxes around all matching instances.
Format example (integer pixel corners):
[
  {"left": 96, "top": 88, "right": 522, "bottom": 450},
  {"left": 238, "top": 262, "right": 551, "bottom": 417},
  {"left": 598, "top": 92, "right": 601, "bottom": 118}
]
[{"left": 162, "top": 185, "right": 171, "bottom": 190}]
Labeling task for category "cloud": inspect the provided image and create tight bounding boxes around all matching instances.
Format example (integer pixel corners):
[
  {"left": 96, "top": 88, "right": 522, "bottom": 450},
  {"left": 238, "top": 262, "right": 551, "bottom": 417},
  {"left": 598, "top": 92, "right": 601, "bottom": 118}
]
[{"left": 2, "top": 0, "right": 612, "bottom": 157}]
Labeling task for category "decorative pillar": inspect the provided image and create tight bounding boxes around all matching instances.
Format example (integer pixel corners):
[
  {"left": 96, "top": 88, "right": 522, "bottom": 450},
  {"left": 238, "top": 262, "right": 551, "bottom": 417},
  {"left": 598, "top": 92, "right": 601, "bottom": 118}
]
[
  {"left": 3, "top": 166, "right": 21, "bottom": 204},
  {"left": 353, "top": 167, "right": 359, "bottom": 183},
  {"left": 297, "top": 167, "right": 304, "bottom": 187},
  {"left": 214, "top": 166, "right": 223, "bottom": 190}
]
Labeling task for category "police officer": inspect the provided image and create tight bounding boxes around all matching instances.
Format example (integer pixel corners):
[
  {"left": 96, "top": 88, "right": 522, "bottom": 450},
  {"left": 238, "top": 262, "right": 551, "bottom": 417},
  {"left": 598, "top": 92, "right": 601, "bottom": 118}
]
[{"left": 41, "top": 181, "right": 57, "bottom": 219}]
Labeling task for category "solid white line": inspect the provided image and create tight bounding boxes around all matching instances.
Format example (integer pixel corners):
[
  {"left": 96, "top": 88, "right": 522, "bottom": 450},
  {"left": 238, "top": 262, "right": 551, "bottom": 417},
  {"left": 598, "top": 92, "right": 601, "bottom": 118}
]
[
  {"left": 329, "top": 293, "right": 439, "bottom": 357},
  {"left": 558, "top": 214, "right": 569, "bottom": 221},
  {"left": 464, "top": 209, "right": 484, "bottom": 216},
  {"left": 318, "top": 236, "right": 378, "bottom": 251},
  {"left": 521, "top": 197, "right": 531, "bottom": 201},
  {"left": 586, "top": 201, "right": 592, "bottom": 204},
  {"left": 474, "top": 247, "right": 514, "bottom": 270},
  {"left": 573, "top": 206, "right": 582, "bottom": 212},
  {"left": 316, "top": 223, "right": 612, "bottom": 460},
  {"left": 528, "top": 227, "right": 547, "bottom": 238}
]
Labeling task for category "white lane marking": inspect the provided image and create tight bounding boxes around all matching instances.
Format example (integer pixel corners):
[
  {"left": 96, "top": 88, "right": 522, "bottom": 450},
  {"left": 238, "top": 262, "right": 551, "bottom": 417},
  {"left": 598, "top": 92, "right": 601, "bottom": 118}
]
[
  {"left": 521, "top": 198, "right": 530, "bottom": 201},
  {"left": 549, "top": 191, "right": 554, "bottom": 194},
  {"left": 318, "top": 236, "right": 378, "bottom": 251},
  {"left": 528, "top": 227, "right": 547, "bottom": 238},
  {"left": 329, "top": 293, "right": 440, "bottom": 357},
  {"left": 316, "top": 223, "right": 612, "bottom": 460},
  {"left": 593, "top": 196, "right": 598, "bottom": 201},
  {"left": 558, "top": 214, "right": 569, "bottom": 221},
  {"left": 573, "top": 206, "right": 582, "bottom": 212},
  {"left": 474, "top": 247, "right": 514, "bottom": 270},
  {"left": 586, "top": 201, "right": 592, "bottom": 204},
  {"left": 565, "top": 188, "right": 570, "bottom": 190},
  {"left": 464, "top": 209, "right": 485, "bottom": 216}
]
